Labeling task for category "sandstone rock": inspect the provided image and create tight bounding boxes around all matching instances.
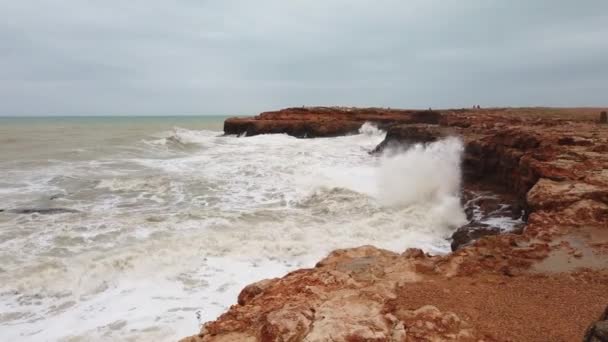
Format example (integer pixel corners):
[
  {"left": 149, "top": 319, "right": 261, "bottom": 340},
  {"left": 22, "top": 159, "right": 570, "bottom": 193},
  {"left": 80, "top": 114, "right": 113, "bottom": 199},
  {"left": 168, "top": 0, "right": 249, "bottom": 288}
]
[
  {"left": 303, "top": 296, "right": 396, "bottom": 341},
  {"left": 224, "top": 118, "right": 363, "bottom": 138},
  {"left": 238, "top": 279, "right": 276, "bottom": 306},
  {"left": 371, "top": 124, "right": 456, "bottom": 154},
  {"left": 402, "top": 248, "right": 426, "bottom": 259},
  {"left": 224, "top": 107, "right": 443, "bottom": 138},
  {"left": 462, "top": 131, "right": 543, "bottom": 198},
  {"left": 393, "top": 305, "right": 478, "bottom": 341},
  {"left": 451, "top": 223, "right": 501, "bottom": 251},
  {"left": 260, "top": 305, "right": 314, "bottom": 341},
  {"left": 527, "top": 179, "right": 608, "bottom": 212}
]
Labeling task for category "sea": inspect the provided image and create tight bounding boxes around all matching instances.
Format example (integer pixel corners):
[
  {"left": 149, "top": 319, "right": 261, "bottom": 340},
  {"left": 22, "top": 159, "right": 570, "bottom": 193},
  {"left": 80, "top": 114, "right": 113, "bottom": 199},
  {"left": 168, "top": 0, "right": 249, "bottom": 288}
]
[{"left": 0, "top": 116, "right": 468, "bottom": 341}]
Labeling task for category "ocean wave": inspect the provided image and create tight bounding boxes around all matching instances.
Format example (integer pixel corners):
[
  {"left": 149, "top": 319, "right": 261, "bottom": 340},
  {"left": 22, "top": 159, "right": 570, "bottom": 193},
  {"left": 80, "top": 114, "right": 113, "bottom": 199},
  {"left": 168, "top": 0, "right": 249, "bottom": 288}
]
[
  {"left": 0, "top": 123, "right": 473, "bottom": 341},
  {"left": 142, "top": 127, "right": 220, "bottom": 151},
  {"left": 358, "top": 122, "right": 385, "bottom": 137}
]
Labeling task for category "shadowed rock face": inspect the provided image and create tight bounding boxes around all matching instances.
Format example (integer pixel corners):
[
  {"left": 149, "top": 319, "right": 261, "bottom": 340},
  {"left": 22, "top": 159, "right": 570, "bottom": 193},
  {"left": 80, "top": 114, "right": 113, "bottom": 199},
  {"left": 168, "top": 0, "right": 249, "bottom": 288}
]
[
  {"left": 451, "top": 223, "right": 501, "bottom": 251},
  {"left": 370, "top": 123, "right": 456, "bottom": 154},
  {"left": 182, "top": 107, "right": 608, "bottom": 342},
  {"left": 584, "top": 306, "right": 608, "bottom": 342}
]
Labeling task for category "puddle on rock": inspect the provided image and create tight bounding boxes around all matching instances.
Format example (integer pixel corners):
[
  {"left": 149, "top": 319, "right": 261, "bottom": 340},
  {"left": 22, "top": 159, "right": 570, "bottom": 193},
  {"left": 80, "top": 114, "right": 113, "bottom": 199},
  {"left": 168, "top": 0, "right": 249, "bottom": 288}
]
[{"left": 532, "top": 234, "right": 608, "bottom": 273}]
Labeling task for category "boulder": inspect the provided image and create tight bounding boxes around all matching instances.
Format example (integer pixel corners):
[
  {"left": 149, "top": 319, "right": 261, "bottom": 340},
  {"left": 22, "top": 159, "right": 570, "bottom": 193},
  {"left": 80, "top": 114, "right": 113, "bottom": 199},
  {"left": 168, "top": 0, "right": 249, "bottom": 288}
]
[
  {"left": 584, "top": 306, "right": 608, "bottom": 342},
  {"left": 451, "top": 223, "right": 501, "bottom": 251},
  {"left": 237, "top": 279, "right": 275, "bottom": 306}
]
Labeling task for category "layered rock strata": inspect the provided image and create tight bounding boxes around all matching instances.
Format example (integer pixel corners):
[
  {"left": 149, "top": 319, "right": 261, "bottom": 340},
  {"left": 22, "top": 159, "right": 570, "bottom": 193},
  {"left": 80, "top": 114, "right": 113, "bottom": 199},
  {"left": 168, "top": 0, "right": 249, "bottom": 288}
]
[{"left": 224, "top": 107, "right": 441, "bottom": 138}]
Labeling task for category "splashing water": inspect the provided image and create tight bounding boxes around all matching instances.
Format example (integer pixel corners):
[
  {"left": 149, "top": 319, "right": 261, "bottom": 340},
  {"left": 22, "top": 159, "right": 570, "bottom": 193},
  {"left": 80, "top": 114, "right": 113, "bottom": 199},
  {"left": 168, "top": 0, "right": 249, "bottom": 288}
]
[
  {"left": 0, "top": 119, "right": 466, "bottom": 341},
  {"left": 377, "top": 137, "right": 466, "bottom": 229}
]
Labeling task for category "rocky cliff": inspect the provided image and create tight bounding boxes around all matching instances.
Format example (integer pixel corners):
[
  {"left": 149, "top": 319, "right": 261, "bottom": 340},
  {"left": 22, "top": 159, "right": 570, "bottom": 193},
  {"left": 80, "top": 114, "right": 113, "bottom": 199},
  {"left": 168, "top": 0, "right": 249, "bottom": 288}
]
[
  {"left": 224, "top": 107, "right": 442, "bottom": 138},
  {"left": 183, "top": 107, "right": 608, "bottom": 342}
]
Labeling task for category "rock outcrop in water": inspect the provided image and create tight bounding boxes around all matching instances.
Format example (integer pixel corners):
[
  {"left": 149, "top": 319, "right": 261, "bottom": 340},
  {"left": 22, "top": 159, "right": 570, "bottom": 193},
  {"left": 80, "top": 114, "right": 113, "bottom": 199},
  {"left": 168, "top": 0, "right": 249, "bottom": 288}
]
[
  {"left": 183, "top": 107, "right": 608, "bottom": 342},
  {"left": 8, "top": 208, "right": 80, "bottom": 215},
  {"left": 224, "top": 107, "right": 441, "bottom": 138}
]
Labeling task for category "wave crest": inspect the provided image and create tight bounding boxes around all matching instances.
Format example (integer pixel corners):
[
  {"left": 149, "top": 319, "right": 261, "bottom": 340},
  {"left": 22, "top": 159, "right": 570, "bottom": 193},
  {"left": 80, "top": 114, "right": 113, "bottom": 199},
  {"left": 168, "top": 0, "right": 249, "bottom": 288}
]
[{"left": 144, "top": 127, "right": 217, "bottom": 150}]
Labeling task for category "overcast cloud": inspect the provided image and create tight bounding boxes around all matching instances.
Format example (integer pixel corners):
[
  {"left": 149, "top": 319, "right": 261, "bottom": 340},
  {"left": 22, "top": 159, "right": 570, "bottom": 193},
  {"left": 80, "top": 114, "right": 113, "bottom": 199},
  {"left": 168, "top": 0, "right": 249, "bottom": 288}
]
[{"left": 1, "top": 0, "right": 607, "bottom": 116}]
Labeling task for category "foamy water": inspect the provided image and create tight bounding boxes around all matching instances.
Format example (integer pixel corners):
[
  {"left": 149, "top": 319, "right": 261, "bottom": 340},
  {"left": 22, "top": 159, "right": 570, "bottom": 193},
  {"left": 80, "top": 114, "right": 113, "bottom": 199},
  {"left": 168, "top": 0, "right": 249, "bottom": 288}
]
[{"left": 0, "top": 118, "right": 467, "bottom": 341}]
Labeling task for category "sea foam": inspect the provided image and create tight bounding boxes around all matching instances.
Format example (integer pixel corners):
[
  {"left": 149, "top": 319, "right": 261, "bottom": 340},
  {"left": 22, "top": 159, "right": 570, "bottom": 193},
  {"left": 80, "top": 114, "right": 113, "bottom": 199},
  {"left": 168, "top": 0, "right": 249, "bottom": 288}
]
[{"left": 0, "top": 123, "right": 467, "bottom": 341}]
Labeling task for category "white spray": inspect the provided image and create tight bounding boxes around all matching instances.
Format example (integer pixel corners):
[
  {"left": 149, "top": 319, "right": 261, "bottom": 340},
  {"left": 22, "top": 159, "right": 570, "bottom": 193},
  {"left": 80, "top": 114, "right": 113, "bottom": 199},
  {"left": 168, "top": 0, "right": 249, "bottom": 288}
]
[
  {"left": 376, "top": 137, "right": 467, "bottom": 228},
  {"left": 0, "top": 124, "right": 469, "bottom": 341}
]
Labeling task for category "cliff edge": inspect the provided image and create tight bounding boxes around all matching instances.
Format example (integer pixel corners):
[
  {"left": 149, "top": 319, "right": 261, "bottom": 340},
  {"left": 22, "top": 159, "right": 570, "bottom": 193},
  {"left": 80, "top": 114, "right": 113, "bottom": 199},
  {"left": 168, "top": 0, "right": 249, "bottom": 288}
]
[{"left": 183, "top": 107, "right": 608, "bottom": 342}]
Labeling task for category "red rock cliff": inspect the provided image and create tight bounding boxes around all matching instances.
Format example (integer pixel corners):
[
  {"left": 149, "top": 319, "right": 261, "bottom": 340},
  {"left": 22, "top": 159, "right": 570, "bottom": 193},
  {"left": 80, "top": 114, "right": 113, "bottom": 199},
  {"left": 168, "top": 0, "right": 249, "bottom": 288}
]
[{"left": 224, "top": 107, "right": 441, "bottom": 137}]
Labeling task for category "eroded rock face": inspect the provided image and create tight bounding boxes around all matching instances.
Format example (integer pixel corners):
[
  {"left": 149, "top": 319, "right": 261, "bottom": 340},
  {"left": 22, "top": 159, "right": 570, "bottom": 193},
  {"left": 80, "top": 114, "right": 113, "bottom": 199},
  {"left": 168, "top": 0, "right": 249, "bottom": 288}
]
[
  {"left": 224, "top": 107, "right": 442, "bottom": 138},
  {"left": 371, "top": 123, "right": 457, "bottom": 154},
  {"left": 528, "top": 179, "right": 608, "bottom": 212}
]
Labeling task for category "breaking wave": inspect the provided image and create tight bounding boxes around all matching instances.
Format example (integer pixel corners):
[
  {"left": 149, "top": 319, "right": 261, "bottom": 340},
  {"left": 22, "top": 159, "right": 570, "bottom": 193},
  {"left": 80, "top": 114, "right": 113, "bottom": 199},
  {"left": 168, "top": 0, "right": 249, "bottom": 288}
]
[
  {"left": 377, "top": 137, "right": 466, "bottom": 230},
  {"left": 0, "top": 121, "right": 468, "bottom": 341},
  {"left": 143, "top": 127, "right": 219, "bottom": 151}
]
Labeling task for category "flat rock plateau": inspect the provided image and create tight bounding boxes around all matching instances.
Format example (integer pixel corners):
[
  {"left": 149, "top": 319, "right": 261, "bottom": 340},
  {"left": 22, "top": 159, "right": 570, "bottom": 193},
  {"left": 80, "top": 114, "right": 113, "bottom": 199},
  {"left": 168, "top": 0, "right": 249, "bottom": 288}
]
[{"left": 183, "top": 107, "right": 608, "bottom": 342}]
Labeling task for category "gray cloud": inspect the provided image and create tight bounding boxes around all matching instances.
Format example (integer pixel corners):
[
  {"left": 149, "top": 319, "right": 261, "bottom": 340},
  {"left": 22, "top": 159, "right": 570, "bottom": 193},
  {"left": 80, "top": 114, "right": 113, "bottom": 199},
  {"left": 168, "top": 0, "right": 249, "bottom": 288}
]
[{"left": 0, "top": 0, "right": 607, "bottom": 115}]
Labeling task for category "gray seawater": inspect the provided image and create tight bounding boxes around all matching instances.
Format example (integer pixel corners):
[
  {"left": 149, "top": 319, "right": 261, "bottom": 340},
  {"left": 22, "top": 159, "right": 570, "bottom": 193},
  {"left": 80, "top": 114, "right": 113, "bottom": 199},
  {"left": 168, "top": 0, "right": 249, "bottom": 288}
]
[{"left": 0, "top": 117, "right": 468, "bottom": 341}]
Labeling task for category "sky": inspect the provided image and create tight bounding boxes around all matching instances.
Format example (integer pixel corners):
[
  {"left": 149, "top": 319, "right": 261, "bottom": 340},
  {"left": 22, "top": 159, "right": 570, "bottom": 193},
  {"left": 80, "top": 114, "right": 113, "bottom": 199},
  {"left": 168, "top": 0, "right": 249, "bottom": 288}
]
[{"left": 1, "top": 1, "right": 607, "bottom": 116}]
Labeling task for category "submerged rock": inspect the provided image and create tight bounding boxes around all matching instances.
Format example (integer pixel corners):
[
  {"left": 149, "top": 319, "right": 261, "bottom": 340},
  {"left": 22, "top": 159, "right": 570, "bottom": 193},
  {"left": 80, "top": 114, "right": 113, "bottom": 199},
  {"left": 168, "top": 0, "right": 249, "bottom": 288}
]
[{"left": 9, "top": 208, "right": 79, "bottom": 215}]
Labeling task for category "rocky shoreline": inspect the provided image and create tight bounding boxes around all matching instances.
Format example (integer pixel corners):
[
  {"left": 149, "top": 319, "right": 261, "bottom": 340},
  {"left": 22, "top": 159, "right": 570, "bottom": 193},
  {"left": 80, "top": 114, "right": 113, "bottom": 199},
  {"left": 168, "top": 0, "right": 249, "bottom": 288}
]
[{"left": 183, "top": 107, "right": 608, "bottom": 341}]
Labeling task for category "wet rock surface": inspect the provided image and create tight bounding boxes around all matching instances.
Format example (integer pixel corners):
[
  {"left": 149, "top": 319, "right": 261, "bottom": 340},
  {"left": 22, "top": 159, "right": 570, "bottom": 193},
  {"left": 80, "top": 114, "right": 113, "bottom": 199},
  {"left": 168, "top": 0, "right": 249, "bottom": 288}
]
[
  {"left": 183, "top": 107, "right": 608, "bottom": 342},
  {"left": 371, "top": 123, "right": 456, "bottom": 154},
  {"left": 452, "top": 187, "right": 525, "bottom": 251},
  {"left": 451, "top": 223, "right": 501, "bottom": 252}
]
